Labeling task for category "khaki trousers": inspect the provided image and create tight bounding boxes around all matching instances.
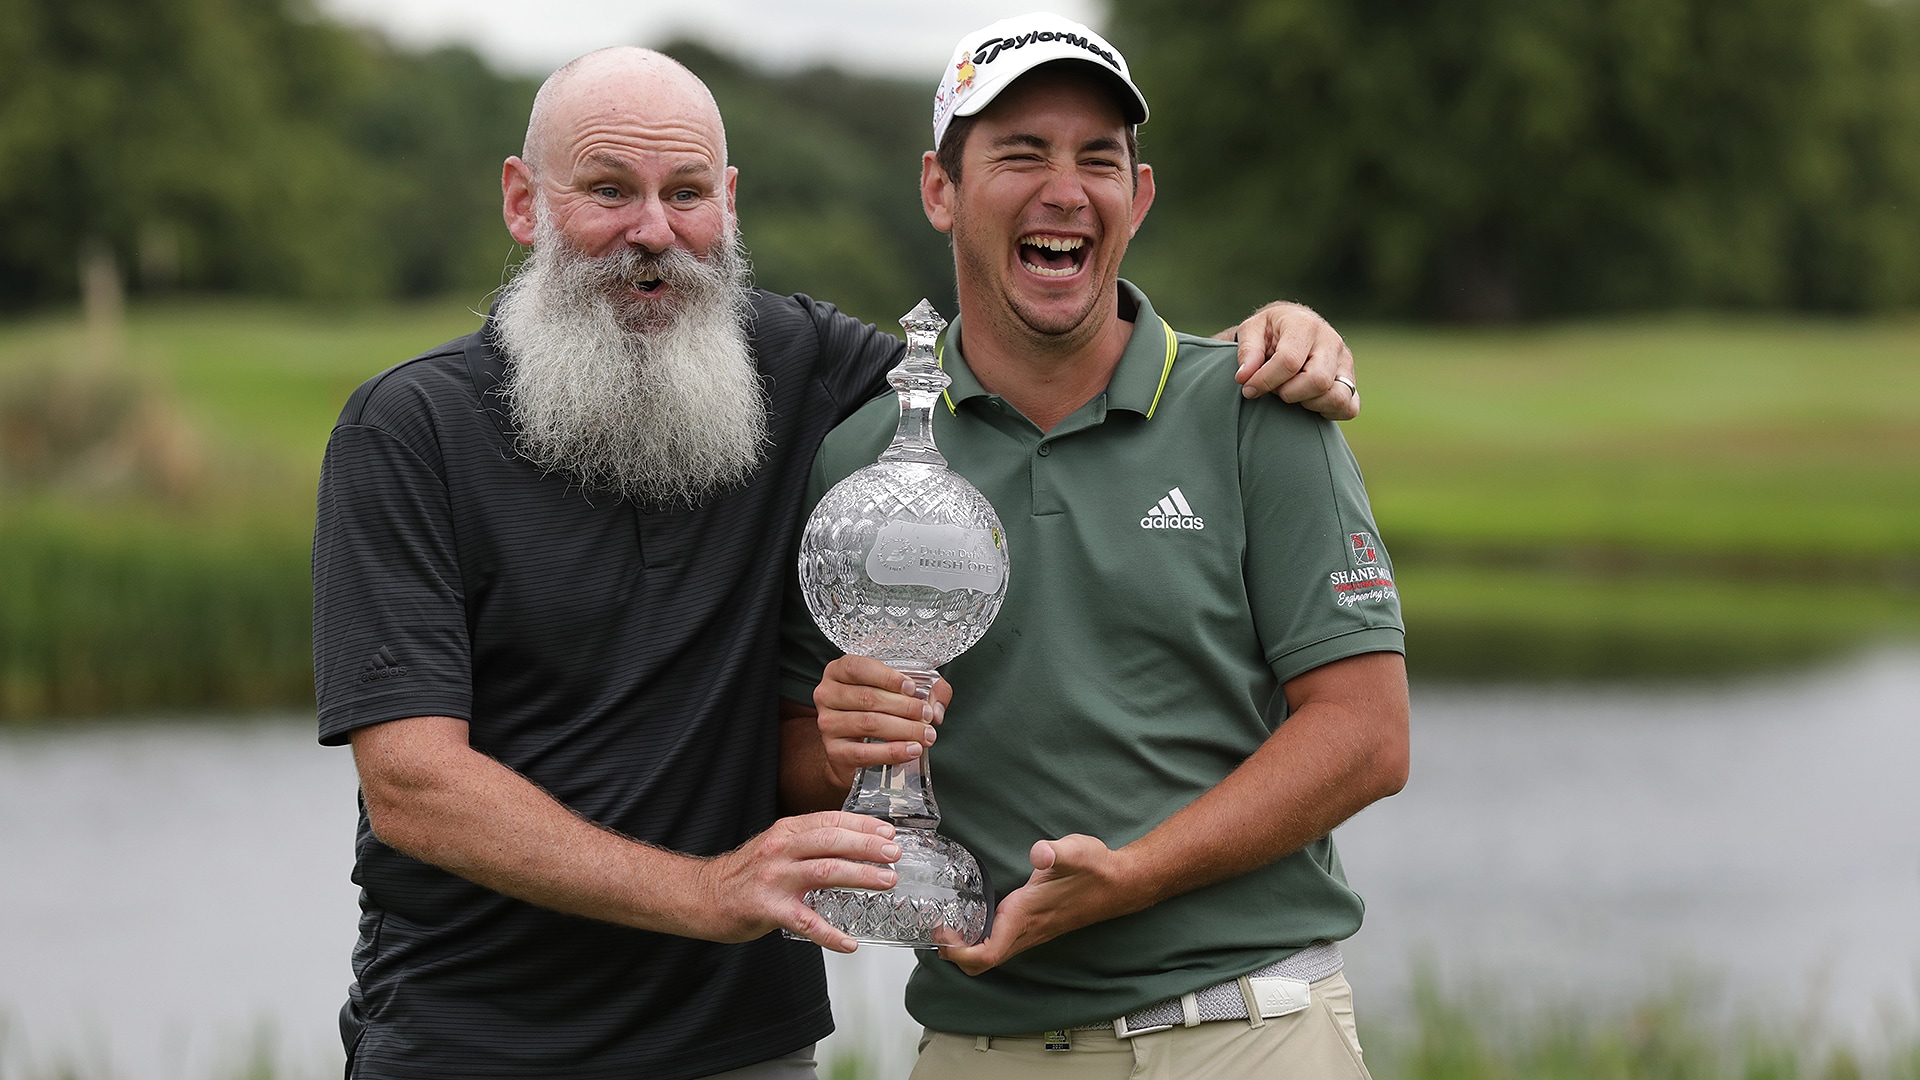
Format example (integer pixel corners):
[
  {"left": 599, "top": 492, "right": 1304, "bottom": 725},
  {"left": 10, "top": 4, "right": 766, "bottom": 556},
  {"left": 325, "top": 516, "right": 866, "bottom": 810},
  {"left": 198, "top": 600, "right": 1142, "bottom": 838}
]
[{"left": 909, "top": 972, "right": 1371, "bottom": 1080}]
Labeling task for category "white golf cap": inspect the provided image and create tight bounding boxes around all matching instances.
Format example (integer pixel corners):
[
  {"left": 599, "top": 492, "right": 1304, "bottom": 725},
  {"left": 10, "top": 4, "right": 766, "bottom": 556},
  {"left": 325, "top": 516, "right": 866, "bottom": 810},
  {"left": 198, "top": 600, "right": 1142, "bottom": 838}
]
[{"left": 931, "top": 12, "right": 1148, "bottom": 150}]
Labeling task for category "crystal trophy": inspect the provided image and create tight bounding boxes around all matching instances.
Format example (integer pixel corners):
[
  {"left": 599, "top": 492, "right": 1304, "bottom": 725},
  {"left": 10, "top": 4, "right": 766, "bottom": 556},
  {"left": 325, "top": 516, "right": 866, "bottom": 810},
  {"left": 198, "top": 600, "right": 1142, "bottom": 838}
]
[{"left": 794, "top": 299, "right": 1008, "bottom": 947}]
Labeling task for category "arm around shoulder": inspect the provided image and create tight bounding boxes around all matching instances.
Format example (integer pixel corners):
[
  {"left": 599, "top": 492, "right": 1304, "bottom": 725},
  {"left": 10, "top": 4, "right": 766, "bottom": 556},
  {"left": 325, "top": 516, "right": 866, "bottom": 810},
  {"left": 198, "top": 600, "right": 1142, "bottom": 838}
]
[
  {"left": 798, "top": 293, "right": 908, "bottom": 414},
  {"left": 1216, "top": 300, "right": 1359, "bottom": 419}
]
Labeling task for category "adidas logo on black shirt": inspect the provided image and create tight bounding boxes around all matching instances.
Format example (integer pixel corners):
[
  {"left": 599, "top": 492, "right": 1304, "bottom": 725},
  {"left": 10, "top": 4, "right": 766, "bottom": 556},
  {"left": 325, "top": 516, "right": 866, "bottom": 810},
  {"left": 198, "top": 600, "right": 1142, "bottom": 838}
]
[{"left": 359, "top": 645, "right": 408, "bottom": 683}]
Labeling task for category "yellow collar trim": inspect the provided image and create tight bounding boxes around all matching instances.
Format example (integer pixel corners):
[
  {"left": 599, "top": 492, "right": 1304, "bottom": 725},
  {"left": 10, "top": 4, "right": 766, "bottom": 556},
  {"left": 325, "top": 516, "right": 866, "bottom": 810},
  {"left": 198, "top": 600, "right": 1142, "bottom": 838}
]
[
  {"left": 936, "top": 316, "right": 1177, "bottom": 418},
  {"left": 1143, "top": 317, "right": 1178, "bottom": 420},
  {"left": 936, "top": 341, "right": 957, "bottom": 414}
]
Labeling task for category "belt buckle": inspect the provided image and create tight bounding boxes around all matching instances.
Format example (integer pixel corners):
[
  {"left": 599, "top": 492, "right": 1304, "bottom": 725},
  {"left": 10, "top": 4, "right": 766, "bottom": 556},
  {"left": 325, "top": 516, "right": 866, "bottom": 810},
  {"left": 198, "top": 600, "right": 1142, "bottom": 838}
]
[
  {"left": 1112, "top": 1014, "right": 1173, "bottom": 1039},
  {"left": 1113, "top": 990, "right": 1197, "bottom": 1039}
]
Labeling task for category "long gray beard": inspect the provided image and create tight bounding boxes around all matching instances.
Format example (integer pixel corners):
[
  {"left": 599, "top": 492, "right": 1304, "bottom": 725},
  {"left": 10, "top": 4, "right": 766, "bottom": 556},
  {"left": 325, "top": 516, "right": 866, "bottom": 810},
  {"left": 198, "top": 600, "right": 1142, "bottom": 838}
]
[{"left": 493, "top": 217, "right": 766, "bottom": 506}]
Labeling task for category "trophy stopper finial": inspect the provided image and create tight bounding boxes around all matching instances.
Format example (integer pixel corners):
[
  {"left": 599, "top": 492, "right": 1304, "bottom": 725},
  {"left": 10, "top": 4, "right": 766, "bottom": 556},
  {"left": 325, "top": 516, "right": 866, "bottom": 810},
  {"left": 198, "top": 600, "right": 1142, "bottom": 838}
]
[
  {"left": 901, "top": 298, "right": 948, "bottom": 350},
  {"left": 882, "top": 300, "right": 952, "bottom": 463}
]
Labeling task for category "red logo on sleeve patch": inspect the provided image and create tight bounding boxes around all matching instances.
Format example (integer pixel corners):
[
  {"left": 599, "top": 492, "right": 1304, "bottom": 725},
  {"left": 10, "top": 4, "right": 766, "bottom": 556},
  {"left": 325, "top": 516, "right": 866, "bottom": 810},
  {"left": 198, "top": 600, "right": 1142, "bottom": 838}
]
[
  {"left": 1350, "top": 532, "right": 1378, "bottom": 565},
  {"left": 1330, "top": 532, "right": 1395, "bottom": 607}
]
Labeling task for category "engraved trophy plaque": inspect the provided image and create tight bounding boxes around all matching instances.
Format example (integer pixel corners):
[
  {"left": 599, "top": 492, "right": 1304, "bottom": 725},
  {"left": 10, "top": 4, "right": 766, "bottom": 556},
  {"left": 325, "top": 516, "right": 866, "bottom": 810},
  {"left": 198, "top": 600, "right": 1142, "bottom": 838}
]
[{"left": 795, "top": 299, "right": 1007, "bottom": 947}]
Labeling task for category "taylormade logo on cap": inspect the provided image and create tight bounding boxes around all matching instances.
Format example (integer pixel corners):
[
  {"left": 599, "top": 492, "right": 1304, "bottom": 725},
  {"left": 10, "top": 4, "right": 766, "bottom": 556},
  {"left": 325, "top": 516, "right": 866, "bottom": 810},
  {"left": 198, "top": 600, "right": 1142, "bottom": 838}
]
[
  {"left": 931, "top": 12, "right": 1149, "bottom": 149},
  {"left": 973, "top": 28, "right": 1121, "bottom": 71}
]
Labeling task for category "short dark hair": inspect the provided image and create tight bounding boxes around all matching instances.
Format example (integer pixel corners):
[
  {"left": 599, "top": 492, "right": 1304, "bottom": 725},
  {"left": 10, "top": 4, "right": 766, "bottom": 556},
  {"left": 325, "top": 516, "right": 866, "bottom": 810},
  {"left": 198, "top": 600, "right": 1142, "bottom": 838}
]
[
  {"left": 933, "top": 86, "right": 1141, "bottom": 189},
  {"left": 934, "top": 113, "right": 984, "bottom": 187}
]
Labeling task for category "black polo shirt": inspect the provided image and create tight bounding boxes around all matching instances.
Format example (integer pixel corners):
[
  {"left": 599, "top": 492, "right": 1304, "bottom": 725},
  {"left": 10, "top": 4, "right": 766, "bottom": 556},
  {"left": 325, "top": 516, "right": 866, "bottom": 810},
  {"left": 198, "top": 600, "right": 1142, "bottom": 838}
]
[{"left": 312, "top": 291, "right": 902, "bottom": 1080}]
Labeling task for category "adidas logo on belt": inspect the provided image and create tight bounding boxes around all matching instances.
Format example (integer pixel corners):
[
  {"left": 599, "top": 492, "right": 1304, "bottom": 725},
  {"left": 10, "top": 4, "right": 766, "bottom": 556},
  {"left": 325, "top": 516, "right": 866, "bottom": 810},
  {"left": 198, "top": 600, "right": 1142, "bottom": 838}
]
[{"left": 1141, "top": 486, "right": 1205, "bottom": 530}]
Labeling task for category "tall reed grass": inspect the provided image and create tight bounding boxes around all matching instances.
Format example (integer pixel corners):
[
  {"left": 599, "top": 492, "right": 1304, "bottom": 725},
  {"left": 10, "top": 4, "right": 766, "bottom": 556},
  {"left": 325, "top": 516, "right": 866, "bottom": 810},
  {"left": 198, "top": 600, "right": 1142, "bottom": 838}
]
[
  {"left": 3, "top": 980, "right": 1915, "bottom": 1079},
  {"left": 810, "top": 975, "right": 1920, "bottom": 1079},
  {"left": 0, "top": 510, "right": 312, "bottom": 720},
  {"left": 1377, "top": 974, "right": 1920, "bottom": 1080}
]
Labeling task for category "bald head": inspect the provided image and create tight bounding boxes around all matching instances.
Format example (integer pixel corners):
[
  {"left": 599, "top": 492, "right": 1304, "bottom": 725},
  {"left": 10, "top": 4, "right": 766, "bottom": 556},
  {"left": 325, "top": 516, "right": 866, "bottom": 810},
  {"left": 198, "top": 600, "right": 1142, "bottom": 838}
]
[
  {"left": 502, "top": 45, "right": 739, "bottom": 257},
  {"left": 522, "top": 47, "right": 728, "bottom": 178}
]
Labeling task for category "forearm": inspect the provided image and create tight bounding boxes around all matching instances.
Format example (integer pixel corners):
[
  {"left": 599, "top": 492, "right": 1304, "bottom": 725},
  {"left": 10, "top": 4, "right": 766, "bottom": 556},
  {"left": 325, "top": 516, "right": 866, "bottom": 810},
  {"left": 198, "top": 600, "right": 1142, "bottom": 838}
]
[
  {"left": 933, "top": 653, "right": 1407, "bottom": 973},
  {"left": 1117, "top": 658, "right": 1410, "bottom": 912},
  {"left": 352, "top": 716, "right": 719, "bottom": 936},
  {"left": 354, "top": 714, "right": 906, "bottom": 951},
  {"left": 780, "top": 700, "right": 852, "bottom": 813}
]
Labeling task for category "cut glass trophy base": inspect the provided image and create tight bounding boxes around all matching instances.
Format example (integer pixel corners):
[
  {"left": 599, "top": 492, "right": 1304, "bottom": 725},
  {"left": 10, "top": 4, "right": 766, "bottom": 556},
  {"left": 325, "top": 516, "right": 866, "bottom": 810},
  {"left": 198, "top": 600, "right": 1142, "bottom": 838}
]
[{"left": 801, "top": 827, "right": 989, "bottom": 948}]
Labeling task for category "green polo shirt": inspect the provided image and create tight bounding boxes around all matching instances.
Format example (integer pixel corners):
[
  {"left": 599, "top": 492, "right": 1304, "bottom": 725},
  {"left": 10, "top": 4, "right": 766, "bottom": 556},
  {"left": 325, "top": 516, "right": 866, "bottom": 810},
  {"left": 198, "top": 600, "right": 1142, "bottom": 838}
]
[{"left": 779, "top": 281, "right": 1404, "bottom": 1035}]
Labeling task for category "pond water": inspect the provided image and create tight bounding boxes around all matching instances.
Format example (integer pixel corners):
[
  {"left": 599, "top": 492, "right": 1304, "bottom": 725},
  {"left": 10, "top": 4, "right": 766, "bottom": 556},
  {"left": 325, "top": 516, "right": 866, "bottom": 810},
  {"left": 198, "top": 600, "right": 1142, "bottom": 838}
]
[{"left": 2, "top": 648, "right": 1916, "bottom": 1079}]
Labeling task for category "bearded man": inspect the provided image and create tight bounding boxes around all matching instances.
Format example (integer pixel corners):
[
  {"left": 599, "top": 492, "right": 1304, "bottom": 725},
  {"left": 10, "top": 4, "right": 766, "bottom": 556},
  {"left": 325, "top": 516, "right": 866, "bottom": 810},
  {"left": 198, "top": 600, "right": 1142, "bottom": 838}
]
[{"left": 312, "top": 46, "right": 1364, "bottom": 1080}]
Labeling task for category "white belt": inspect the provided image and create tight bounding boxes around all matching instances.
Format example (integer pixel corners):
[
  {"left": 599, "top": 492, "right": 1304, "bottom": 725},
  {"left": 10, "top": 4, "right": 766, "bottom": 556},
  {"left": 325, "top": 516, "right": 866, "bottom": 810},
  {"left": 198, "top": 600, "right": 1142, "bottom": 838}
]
[{"left": 1105, "top": 941, "right": 1343, "bottom": 1039}]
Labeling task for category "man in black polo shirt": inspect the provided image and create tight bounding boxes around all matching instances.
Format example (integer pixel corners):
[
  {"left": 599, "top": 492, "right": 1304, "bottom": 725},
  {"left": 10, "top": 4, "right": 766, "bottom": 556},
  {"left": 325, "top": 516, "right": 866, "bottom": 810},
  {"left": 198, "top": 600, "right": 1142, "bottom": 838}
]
[{"left": 312, "top": 46, "right": 1364, "bottom": 1080}]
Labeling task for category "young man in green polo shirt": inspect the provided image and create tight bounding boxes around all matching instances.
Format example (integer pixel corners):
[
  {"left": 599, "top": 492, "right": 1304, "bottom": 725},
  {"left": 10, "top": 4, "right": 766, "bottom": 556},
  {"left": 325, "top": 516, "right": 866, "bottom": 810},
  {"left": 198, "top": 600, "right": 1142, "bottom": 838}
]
[{"left": 780, "top": 14, "right": 1409, "bottom": 1079}]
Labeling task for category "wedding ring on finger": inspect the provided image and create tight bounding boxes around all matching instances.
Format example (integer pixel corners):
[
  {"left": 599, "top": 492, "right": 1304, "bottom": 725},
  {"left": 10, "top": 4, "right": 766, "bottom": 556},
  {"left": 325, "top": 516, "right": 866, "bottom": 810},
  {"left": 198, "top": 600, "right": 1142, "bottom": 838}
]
[{"left": 1334, "top": 375, "right": 1357, "bottom": 395}]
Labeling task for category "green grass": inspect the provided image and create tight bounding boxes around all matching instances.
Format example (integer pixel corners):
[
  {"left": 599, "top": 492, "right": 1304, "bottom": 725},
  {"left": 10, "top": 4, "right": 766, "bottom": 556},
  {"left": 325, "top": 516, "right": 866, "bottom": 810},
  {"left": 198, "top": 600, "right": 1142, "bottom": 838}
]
[
  {"left": 1369, "top": 979, "right": 1920, "bottom": 1080},
  {"left": 6, "top": 299, "right": 1915, "bottom": 560},
  {"left": 1, "top": 972, "right": 1915, "bottom": 1079},
  {"left": 836, "top": 976, "right": 1920, "bottom": 1080},
  {"left": 0, "top": 1023, "right": 331, "bottom": 1080},
  {"left": 131, "top": 299, "right": 489, "bottom": 487},
  {"left": 1333, "top": 315, "right": 1920, "bottom": 677},
  {"left": 0, "top": 300, "right": 1915, "bottom": 716},
  {"left": 1344, "top": 315, "right": 1920, "bottom": 565},
  {"left": 1401, "top": 563, "right": 1920, "bottom": 680},
  {"left": 0, "top": 504, "right": 313, "bottom": 718},
  {"left": 0, "top": 301, "right": 483, "bottom": 720},
  {"left": 0, "top": 297, "right": 487, "bottom": 503}
]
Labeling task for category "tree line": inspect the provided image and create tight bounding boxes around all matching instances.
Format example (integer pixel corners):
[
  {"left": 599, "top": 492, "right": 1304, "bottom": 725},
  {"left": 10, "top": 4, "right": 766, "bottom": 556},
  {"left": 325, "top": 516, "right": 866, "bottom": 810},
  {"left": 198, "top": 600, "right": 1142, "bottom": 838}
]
[
  {"left": 1110, "top": 0, "right": 1920, "bottom": 321},
  {"left": 0, "top": 0, "right": 538, "bottom": 308},
  {"left": 6, "top": 0, "right": 1920, "bottom": 323}
]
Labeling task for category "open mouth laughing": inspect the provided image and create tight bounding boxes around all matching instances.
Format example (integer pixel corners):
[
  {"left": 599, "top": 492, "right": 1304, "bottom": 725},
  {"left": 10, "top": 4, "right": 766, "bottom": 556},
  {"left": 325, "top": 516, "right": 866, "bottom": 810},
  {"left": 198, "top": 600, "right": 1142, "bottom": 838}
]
[{"left": 1020, "top": 234, "right": 1087, "bottom": 278}]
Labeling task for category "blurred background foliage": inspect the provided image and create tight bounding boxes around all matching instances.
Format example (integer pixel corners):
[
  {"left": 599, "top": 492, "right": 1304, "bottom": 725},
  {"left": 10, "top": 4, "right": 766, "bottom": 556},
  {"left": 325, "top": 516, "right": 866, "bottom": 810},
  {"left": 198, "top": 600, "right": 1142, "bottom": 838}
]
[
  {"left": 10, "top": 0, "right": 1920, "bottom": 322},
  {"left": 0, "top": 0, "right": 537, "bottom": 306},
  {"left": 671, "top": 43, "right": 957, "bottom": 326},
  {"left": 0, "top": 0, "right": 1915, "bottom": 719},
  {"left": 1118, "top": 0, "right": 1920, "bottom": 324}
]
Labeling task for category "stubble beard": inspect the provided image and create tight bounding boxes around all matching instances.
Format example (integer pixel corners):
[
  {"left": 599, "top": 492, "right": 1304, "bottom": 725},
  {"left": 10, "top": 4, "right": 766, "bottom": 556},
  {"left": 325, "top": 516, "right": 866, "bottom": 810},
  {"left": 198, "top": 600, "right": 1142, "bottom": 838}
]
[
  {"left": 950, "top": 201, "right": 1111, "bottom": 353},
  {"left": 493, "top": 205, "right": 767, "bottom": 506}
]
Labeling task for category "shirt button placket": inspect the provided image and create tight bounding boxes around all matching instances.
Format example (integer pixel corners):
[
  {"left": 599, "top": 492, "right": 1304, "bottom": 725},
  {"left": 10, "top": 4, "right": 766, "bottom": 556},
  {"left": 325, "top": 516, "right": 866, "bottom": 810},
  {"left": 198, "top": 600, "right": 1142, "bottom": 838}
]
[{"left": 1031, "top": 440, "right": 1063, "bottom": 515}]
